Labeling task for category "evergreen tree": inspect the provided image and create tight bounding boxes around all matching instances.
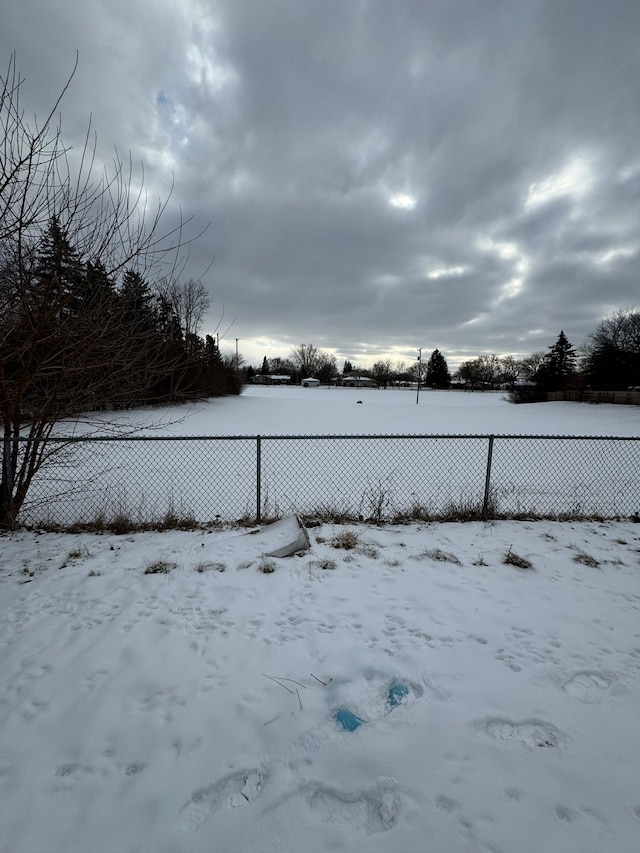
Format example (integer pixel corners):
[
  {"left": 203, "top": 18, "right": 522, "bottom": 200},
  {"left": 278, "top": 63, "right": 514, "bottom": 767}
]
[
  {"left": 119, "top": 270, "right": 156, "bottom": 328},
  {"left": 33, "top": 216, "right": 85, "bottom": 316},
  {"left": 156, "top": 294, "right": 182, "bottom": 344},
  {"left": 536, "top": 331, "right": 577, "bottom": 392},
  {"left": 84, "top": 261, "right": 116, "bottom": 310},
  {"left": 261, "top": 356, "right": 270, "bottom": 375},
  {"left": 343, "top": 359, "right": 353, "bottom": 375},
  {"left": 205, "top": 334, "right": 222, "bottom": 368},
  {"left": 425, "top": 349, "right": 451, "bottom": 388}
]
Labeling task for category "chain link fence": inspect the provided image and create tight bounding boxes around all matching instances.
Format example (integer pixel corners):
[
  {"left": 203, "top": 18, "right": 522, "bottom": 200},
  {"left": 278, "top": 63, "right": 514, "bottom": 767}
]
[{"left": 12, "top": 433, "right": 640, "bottom": 528}]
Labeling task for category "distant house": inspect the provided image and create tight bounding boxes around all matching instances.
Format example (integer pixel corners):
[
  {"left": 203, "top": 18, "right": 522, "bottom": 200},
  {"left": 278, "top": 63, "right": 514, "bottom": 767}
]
[
  {"left": 251, "top": 374, "right": 291, "bottom": 385},
  {"left": 342, "top": 375, "right": 376, "bottom": 388},
  {"left": 301, "top": 377, "right": 320, "bottom": 387}
]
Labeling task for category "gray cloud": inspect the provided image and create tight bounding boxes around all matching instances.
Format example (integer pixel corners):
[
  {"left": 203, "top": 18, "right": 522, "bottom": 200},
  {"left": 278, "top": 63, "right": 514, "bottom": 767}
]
[{"left": 3, "top": 0, "right": 640, "bottom": 368}]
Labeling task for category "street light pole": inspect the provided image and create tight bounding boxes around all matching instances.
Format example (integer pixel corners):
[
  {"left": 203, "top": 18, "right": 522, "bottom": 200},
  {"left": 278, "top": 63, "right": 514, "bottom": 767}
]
[
  {"left": 235, "top": 338, "right": 239, "bottom": 383},
  {"left": 416, "top": 348, "right": 422, "bottom": 404}
]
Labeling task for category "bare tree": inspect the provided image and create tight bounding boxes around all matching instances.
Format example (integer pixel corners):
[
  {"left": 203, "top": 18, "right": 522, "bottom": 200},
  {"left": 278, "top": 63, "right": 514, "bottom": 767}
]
[
  {"left": 517, "top": 351, "right": 544, "bottom": 382},
  {"left": 156, "top": 278, "right": 210, "bottom": 351},
  {"left": 371, "top": 359, "right": 392, "bottom": 388},
  {"left": 456, "top": 360, "right": 482, "bottom": 387},
  {"left": 475, "top": 354, "right": 501, "bottom": 386},
  {"left": 456, "top": 354, "right": 500, "bottom": 388},
  {"left": 1, "top": 53, "right": 72, "bottom": 242},
  {"left": 289, "top": 343, "right": 339, "bottom": 385},
  {"left": 583, "top": 307, "right": 640, "bottom": 389},
  {"left": 0, "top": 56, "right": 204, "bottom": 527},
  {"left": 290, "top": 343, "right": 322, "bottom": 377},
  {"left": 316, "top": 351, "right": 337, "bottom": 385},
  {"left": 498, "top": 355, "right": 523, "bottom": 389}
]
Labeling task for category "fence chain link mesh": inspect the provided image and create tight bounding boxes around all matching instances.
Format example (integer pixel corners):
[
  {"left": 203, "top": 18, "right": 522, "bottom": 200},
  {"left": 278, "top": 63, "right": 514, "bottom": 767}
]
[{"left": 13, "top": 434, "right": 640, "bottom": 527}]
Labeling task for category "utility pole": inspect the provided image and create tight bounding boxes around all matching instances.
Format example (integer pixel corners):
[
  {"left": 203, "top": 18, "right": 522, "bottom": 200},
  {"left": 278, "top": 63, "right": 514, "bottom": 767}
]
[
  {"left": 416, "top": 348, "right": 422, "bottom": 404},
  {"left": 235, "top": 338, "right": 239, "bottom": 383}
]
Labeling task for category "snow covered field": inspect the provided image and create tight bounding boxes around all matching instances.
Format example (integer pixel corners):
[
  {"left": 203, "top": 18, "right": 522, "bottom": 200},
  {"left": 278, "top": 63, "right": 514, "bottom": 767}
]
[
  {"left": 1, "top": 388, "right": 640, "bottom": 852},
  {"left": 93, "top": 384, "right": 640, "bottom": 437},
  {"left": 21, "top": 386, "right": 640, "bottom": 525}
]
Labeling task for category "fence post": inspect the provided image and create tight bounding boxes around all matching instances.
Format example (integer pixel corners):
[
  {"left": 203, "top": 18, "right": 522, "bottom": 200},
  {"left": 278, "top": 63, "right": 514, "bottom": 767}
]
[
  {"left": 2, "top": 435, "right": 13, "bottom": 513},
  {"left": 256, "top": 435, "right": 262, "bottom": 522},
  {"left": 482, "top": 435, "right": 495, "bottom": 519}
]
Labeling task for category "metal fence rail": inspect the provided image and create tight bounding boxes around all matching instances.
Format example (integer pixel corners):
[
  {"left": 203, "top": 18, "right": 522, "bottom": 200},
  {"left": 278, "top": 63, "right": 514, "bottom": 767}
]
[{"left": 13, "top": 433, "right": 640, "bottom": 527}]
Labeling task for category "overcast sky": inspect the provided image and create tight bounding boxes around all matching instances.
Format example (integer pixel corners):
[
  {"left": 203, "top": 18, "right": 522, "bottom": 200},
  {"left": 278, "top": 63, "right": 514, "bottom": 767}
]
[{"left": 4, "top": 0, "right": 640, "bottom": 369}]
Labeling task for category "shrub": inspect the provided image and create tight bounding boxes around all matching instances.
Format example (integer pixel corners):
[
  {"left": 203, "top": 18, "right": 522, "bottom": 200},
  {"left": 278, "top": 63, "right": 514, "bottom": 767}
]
[
  {"left": 331, "top": 529, "right": 360, "bottom": 550},
  {"left": 419, "top": 547, "right": 461, "bottom": 564},
  {"left": 110, "top": 514, "right": 136, "bottom": 535},
  {"left": 144, "top": 559, "right": 177, "bottom": 575},
  {"left": 503, "top": 547, "right": 533, "bottom": 569},
  {"left": 508, "top": 385, "right": 547, "bottom": 404},
  {"left": 572, "top": 550, "right": 600, "bottom": 568},
  {"left": 310, "top": 557, "right": 337, "bottom": 571},
  {"left": 361, "top": 477, "right": 393, "bottom": 523}
]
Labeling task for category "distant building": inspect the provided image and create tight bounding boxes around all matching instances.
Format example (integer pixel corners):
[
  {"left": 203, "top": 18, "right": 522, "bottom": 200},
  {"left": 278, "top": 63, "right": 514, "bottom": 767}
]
[
  {"left": 251, "top": 374, "right": 291, "bottom": 385},
  {"left": 301, "top": 377, "right": 320, "bottom": 387},
  {"left": 341, "top": 375, "right": 376, "bottom": 388}
]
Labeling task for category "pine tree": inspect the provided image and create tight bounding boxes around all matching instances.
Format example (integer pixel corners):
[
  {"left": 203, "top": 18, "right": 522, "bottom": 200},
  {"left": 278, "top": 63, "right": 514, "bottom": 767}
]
[
  {"left": 119, "top": 270, "right": 156, "bottom": 328},
  {"left": 261, "top": 356, "right": 270, "bottom": 375},
  {"left": 536, "top": 331, "right": 577, "bottom": 392},
  {"left": 84, "top": 261, "right": 116, "bottom": 310},
  {"left": 33, "top": 216, "right": 86, "bottom": 317},
  {"left": 205, "top": 334, "right": 222, "bottom": 368},
  {"left": 425, "top": 349, "right": 451, "bottom": 388},
  {"left": 156, "top": 294, "right": 182, "bottom": 344}
]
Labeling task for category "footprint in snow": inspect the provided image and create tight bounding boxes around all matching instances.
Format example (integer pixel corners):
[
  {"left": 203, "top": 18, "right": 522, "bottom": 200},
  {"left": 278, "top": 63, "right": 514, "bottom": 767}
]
[
  {"left": 179, "top": 769, "right": 266, "bottom": 830},
  {"left": 472, "top": 717, "right": 565, "bottom": 748},
  {"left": 50, "top": 763, "right": 95, "bottom": 790},
  {"left": 180, "top": 676, "right": 416, "bottom": 830},
  {"left": 562, "top": 670, "right": 616, "bottom": 702},
  {"left": 305, "top": 777, "right": 401, "bottom": 834}
]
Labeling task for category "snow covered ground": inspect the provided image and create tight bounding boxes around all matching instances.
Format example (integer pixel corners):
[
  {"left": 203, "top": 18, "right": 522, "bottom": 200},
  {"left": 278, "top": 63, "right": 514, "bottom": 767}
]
[
  {"left": 93, "top": 385, "right": 640, "bottom": 438},
  {"left": 1, "top": 389, "right": 639, "bottom": 852},
  {"left": 22, "top": 387, "right": 640, "bottom": 525}
]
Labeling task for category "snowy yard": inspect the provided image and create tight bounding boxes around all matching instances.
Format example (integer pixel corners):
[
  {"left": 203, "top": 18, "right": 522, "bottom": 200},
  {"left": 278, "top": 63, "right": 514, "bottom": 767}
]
[{"left": 1, "top": 388, "right": 639, "bottom": 852}]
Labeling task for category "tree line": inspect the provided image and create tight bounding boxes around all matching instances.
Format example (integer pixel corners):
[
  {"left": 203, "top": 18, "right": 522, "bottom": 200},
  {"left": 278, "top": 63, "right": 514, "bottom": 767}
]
[
  {"left": 1, "top": 216, "right": 239, "bottom": 410},
  {"left": 251, "top": 314, "right": 640, "bottom": 396},
  {"left": 459, "top": 317, "right": 639, "bottom": 399},
  {"left": 251, "top": 345, "right": 452, "bottom": 388}
]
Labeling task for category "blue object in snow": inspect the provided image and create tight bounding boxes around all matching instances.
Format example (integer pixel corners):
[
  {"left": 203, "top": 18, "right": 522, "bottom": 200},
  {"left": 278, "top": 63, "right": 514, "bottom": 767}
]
[
  {"left": 334, "top": 681, "right": 411, "bottom": 732},
  {"left": 334, "top": 708, "right": 366, "bottom": 732},
  {"left": 388, "top": 681, "right": 410, "bottom": 708}
]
